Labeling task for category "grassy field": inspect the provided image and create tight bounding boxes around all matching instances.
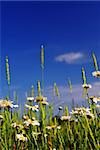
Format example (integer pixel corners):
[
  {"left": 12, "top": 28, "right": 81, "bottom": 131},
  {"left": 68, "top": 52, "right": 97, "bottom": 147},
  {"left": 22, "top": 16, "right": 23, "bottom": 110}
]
[{"left": 0, "top": 47, "right": 100, "bottom": 150}]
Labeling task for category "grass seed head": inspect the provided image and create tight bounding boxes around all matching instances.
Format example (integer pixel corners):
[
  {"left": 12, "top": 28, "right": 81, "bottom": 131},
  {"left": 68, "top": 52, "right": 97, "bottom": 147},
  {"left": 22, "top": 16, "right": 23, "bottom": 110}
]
[
  {"left": 40, "top": 45, "right": 44, "bottom": 69},
  {"left": 37, "top": 80, "right": 41, "bottom": 96},
  {"left": 82, "top": 67, "right": 86, "bottom": 84},
  {"left": 5, "top": 56, "right": 10, "bottom": 86},
  {"left": 92, "top": 52, "right": 99, "bottom": 71},
  {"left": 31, "top": 85, "right": 34, "bottom": 97},
  {"left": 68, "top": 78, "right": 72, "bottom": 93},
  {"left": 54, "top": 82, "right": 60, "bottom": 98}
]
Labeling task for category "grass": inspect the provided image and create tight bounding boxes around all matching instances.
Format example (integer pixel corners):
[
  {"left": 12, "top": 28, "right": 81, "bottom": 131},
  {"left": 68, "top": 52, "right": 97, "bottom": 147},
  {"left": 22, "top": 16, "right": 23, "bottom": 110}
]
[{"left": 0, "top": 49, "right": 100, "bottom": 150}]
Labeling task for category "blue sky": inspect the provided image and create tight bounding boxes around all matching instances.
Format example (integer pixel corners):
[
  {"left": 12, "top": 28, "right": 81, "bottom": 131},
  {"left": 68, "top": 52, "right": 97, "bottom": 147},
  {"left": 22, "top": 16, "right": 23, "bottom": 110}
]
[{"left": 1, "top": 1, "right": 100, "bottom": 108}]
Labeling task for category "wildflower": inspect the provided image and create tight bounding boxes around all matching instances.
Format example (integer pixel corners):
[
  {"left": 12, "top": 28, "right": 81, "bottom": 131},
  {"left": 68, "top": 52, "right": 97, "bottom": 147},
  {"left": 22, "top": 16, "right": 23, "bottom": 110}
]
[
  {"left": 46, "top": 126, "right": 52, "bottom": 130},
  {"left": 32, "top": 120, "right": 40, "bottom": 126},
  {"left": 46, "top": 125, "right": 60, "bottom": 130},
  {"left": 32, "top": 117, "right": 36, "bottom": 121},
  {"left": 86, "top": 112, "right": 95, "bottom": 119},
  {"left": 92, "top": 71, "right": 100, "bottom": 78},
  {"left": 31, "top": 105, "right": 39, "bottom": 111},
  {"left": 0, "top": 115, "right": 3, "bottom": 120},
  {"left": 60, "top": 115, "right": 71, "bottom": 121},
  {"left": 24, "top": 119, "right": 40, "bottom": 127},
  {"left": 56, "top": 126, "right": 61, "bottom": 130},
  {"left": 71, "top": 110, "right": 79, "bottom": 115},
  {"left": 16, "top": 134, "right": 28, "bottom": 142},
  {"left": 82, "top": 83, "right": 92, "bottom": 89},
  {"left": 71, "top": 109, "right": 83, "bottom": 115},
  {"left": 44, "top": 133, "right": 48, "bottom": 137},
  {"left": 0, "top": 100, "right": 18, "bottom": 108},
  {"left": 71, "top": 107, "right": 91, "bottom": 115},
  {"left": 23, "top": 119, "right": 33, "bottom": 126},
  {"left": 85, "top": 108, "right": 91, "bottom": 113},
  {"left": 26, "top": 96, "right": 35, "bottom": 101},
  {"left": 46, "top": 125, "right": 56, "bottom": 130},
  {"left": 75, "top": 107, "right": 90, "bottom": 112},
  {"left": 35, "top": 96, "right": 47, "bottom": 102},
  {"left": 23, "top": 115, "right": 29, "bottom": 120},
  {"left": 71, "top": 107, "right": 94, "bottom": 119},
  {"left": 41, "top": 101, "right": 49, "bottom": 105},
  {"left": 25, "top": 104, "right": 39, "bottom": 112},
  {"left": 12, "top": 122, "right": 24, "bottom": 129},
  {"left": 89, "top": 96, "right": 100, "bottom": 103}
]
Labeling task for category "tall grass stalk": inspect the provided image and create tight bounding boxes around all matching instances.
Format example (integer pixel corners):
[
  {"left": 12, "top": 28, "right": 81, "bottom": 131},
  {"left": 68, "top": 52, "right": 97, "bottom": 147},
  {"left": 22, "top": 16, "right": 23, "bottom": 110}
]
[
  {"left": 37, "top": 80, "right": 41, "bottom": 96},
  {"left": 68, "top": 78, "right": 72, "bottom": 93},
  {"left": 82, "top": 67, "right": 86, "bottom": 84},
  {"left": 0, "top": 51, "right": 99, "bottom": 150},
  {"left": 92, "top": 52, "right": 99, "bottom": 71},
  {"left": 54, "top": 82, "right": 60, "bottom": 100},
  {"left": 40, "top": 45, "right": 45, "bottom": 95},
  {"left": 5, "top": 56, "right": 10, "bottom": 99},
  {"left": 31, "top": 85, "right": 34, "bottom": 97}
]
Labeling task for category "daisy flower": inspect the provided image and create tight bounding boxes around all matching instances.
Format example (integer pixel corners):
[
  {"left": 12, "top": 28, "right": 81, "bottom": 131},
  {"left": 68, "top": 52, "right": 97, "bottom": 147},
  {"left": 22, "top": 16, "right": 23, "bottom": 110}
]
[
  {"left": 23, "top": 119, "right": 40, "bottom": 127},
  {"left": 35, "top": 96, "right": 47, "bottom": 102},
  {"left": 92, "top": 71, "right": 100, "bottom": 78},
  {"left": 16, "top": 134, "right": 28, "bottom": 142},
  {"left": 41, "top": 101, "right": 49, "bottom": 105},
  {"left": 25, "top": 104, "right": 39, "bottom": 112},
  {"left": 0, "top": 99, "right": 18, "bottom": 108},
  {"left": 0, "top": 115, "right": 4, "bottom": 120},
  {"left": 82, "top": 84, "right": 92, "bottom": 89},
  {"left": 60, "top": 115, "right": 71, "bottom": 121},
  {"left": 12, "top": 122, "right": 24, "bottom": 129},
  {"left": 89, "top": 96, "right": 100, "bottom": 103},
  {"left": 46, "top": 125, "right": 60, "bottom": 130},
  {"left": 26, "top": 97, "right": 35, "bottom": 101}
]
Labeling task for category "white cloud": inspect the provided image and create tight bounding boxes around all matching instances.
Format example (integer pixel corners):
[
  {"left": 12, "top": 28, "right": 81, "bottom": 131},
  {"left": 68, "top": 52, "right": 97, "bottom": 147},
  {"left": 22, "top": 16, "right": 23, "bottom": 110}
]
[{"left": 55, "top": 52, "right": 84, "bottom": 64}]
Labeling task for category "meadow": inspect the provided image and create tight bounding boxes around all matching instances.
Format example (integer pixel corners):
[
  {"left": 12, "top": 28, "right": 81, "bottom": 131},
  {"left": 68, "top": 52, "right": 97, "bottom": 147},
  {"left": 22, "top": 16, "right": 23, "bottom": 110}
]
[{"left": 0, "top": 46, "right": 100, "bottom": 150}]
